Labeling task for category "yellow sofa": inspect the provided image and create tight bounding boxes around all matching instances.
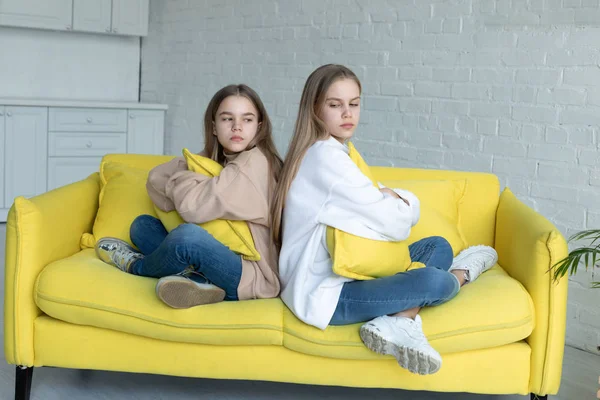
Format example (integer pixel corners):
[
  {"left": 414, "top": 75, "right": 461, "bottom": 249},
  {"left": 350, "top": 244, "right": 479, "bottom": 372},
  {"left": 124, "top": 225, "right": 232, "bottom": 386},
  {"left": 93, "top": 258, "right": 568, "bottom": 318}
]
[{"left": 4, "top": 154, "right": 568, "bottom": 400}]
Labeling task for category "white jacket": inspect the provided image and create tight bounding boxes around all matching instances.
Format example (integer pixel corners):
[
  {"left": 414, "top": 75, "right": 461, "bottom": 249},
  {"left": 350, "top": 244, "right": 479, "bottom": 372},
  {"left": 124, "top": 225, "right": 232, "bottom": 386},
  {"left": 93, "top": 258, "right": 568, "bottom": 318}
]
[{"left": 279, "top": 137, "right": 420, "bottom": 330}]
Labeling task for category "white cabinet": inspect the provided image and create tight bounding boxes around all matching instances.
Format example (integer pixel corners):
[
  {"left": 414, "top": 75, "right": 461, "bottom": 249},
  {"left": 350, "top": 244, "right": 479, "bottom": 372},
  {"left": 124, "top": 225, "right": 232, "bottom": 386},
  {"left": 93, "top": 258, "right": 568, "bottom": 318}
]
[
  {"left": 73, "top": 0, "right": 111, "bottom": 34},
  {"left": 4, "top": 107, "right": 48, "bottom": 207},
  {"left": 49, "top": 132, "right": 127, "bottom": 157},
  {"left": 111, "top": 0, "right": 148, "bottom": 36},
  {"left": 48, "top": 157, "right": 102, "bottom": 191},
  {"left": 127, "top": 110, "right": 164, "bottom": 155},
  {"left": 0, "top": 106, "right": 4, "bottom": 209},
  {"left": 0, "top": 0, "right": 149, "bottom": 36},
  {"left": 0, "top": 100, "right": 167, "bottom": 222},
  {"left": 49, "top": 108, "right": 127, "bottom": 132},
  {"left": 0, "top": 0, "right": 73, "bottom": 31},
  {"left": 73, "top": 0, "right": 148, "bottom": 36}
]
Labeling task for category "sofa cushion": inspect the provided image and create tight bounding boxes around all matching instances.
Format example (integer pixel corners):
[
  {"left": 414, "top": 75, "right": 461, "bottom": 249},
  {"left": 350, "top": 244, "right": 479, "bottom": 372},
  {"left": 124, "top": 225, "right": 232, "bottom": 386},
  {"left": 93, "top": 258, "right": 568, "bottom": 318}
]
[
  {"left": 35, "top": 250, "right": 283, "bottom": 346},
  {"left": 282, "top": 264, "right": 534, "bottom": 359},
  {"left": 372, "top": 167, "right": 500, "bottom": 249},
  {"left": 90, "top": 162, "right": 157, "bottom": 248},
  {"left": 81, "top": 154, "right": 175, "bottom": 249},
  {"left": 380, "top": 179, "right": 467, "bottom": 253}
]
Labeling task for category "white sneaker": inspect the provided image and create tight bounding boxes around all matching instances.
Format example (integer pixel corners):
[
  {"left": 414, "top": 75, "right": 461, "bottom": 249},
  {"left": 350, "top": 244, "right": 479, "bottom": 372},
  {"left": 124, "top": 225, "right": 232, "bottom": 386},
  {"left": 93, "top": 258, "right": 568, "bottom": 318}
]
[
  {"left": 449, "top": 245, "right": 498, "bottom": 283},
  {"left": 359, "top": 315, "right": 442, "bottom": 375},
  {"left": 156, "top": 271, "right": 226, "bottom": 309}
]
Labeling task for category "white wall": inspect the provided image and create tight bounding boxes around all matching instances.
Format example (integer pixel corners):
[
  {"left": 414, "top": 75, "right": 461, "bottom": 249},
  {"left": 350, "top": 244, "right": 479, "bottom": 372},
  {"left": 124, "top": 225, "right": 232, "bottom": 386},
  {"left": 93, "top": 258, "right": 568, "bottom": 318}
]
[
  {"left": 0, "top": 26, "right": 140, "bottom": 101},
  {"left": 141, "top": 0, "right": 600, "bottom": 353}
]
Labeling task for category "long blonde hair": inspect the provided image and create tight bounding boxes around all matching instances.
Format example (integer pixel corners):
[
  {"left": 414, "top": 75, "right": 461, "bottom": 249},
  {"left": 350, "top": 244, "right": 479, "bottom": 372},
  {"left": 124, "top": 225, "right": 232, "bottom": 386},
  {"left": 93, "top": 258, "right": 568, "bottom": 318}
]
[
  {"left": 202, "top": 84, "right": 283, "bottom": 186},
  {"left": 271, "top": 64, "right": 362, "bottom": 246}
]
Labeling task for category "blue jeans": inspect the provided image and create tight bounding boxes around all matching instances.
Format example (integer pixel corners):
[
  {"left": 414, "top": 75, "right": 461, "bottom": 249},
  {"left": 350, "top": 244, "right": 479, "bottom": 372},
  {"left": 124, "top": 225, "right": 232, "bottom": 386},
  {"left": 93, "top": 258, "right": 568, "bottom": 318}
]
[
  {"left": 129, "top": 215, "right": 242, "bottom": 301},
  {"left": 329, "top": 236, "right": 459, "bottom": 326}
]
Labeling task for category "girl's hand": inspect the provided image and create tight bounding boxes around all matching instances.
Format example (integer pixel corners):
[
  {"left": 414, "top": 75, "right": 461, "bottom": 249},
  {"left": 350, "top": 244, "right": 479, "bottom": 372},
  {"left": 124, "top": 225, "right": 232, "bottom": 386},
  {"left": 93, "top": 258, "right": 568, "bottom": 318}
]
[{"left": 379, "top": 188, "right": 410, "bottom": 206}]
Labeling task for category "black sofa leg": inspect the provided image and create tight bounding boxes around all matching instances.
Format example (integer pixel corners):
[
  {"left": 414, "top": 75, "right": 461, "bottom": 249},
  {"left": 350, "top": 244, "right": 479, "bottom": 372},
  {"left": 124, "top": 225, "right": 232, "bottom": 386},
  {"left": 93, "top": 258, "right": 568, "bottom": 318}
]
[
  {"left": 530, "top": 394, "right": 548, "bottom": 400},
  {"left": 15, "top": 366, "right": 33, "bottom": 400}
]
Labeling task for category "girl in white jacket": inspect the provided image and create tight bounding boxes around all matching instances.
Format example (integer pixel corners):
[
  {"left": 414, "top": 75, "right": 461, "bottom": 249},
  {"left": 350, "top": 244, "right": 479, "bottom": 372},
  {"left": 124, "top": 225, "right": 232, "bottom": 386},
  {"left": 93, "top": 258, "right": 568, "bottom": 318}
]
[{"left": 272, "top": 64, "right": 498, "bottom": 376}]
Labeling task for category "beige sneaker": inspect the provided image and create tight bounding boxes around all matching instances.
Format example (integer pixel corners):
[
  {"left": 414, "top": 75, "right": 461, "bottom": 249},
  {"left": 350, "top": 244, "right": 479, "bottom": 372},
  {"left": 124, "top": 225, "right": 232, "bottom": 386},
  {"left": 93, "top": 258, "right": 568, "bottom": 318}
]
[{"left": 156, "top": 272, "right": 225, "bottom": 309}]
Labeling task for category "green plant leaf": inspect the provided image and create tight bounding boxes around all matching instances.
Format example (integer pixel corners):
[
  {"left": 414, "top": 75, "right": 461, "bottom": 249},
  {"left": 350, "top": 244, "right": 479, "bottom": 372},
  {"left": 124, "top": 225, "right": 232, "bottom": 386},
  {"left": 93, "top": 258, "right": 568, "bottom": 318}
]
[
  {"left": 551, "top": 247, "right": 600, "bottom": 283},
  {"left": 569, "top": 229, "right": 600, "bottom": 244}
]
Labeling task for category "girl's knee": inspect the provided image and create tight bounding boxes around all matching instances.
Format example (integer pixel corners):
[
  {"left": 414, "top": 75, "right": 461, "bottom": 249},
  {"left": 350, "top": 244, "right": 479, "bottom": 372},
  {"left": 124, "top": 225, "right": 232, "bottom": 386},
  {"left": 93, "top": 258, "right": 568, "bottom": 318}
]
[
  {"left": 130, "top": 214, "right": 157, "bottom": 241},
  {"left": 422, "top": 268, "right": 458, "bottom": 298},
  {"left": 429, "top": 236, "right": 451, "bottom": 250},
  {"left": 172, "top": 223, "right": 204, "bottom": 236},
  {"left": 169, "top": 223, "right": 211, "bottom": 246},
  {"left": 435, "top": 271, "right": 460, "bottom": 300},
  {"left": 430, "top": 236, "right": 454, "bottom": 262}
]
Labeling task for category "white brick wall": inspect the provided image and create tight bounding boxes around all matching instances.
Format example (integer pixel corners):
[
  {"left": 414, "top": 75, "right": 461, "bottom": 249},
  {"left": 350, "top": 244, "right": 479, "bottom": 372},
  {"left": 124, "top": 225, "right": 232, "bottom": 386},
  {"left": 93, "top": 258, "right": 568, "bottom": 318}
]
[{"left": 141, "top": 0, "right": 600, "bottom": 354}]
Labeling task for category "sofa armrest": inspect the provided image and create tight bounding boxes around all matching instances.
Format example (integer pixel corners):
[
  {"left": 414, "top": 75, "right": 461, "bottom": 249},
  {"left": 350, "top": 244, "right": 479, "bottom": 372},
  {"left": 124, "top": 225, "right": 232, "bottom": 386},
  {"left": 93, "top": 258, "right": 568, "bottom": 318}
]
[
  {"left": 495, "top": 188, "right": 568, "bottom": 396},
  {"left": 4, "top": 173, "right": 100, "bottom": 366}
]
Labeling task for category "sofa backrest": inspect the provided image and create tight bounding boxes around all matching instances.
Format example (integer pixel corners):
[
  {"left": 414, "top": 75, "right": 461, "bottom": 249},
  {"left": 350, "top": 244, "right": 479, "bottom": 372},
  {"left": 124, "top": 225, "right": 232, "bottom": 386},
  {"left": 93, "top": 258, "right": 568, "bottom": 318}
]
[
  {"left": 371, "top": 167, "right": 500, "bottom": 247},
  {"left": 101, "top": 153, "right": 176, "bottom": 172},
  {"left": 100, "top": 154, "right": 500, "bottom": 248}
]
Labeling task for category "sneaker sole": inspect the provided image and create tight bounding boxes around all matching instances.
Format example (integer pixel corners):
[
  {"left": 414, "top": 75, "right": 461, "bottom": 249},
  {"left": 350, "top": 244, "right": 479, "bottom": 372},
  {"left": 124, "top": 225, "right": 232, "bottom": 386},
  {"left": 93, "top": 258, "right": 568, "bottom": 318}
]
[
  {"left": 359, "top": 325, "right": 441, "bottom": 375},
  {"left": 156, "top": 280, "right": 226, "bottom": 309}
]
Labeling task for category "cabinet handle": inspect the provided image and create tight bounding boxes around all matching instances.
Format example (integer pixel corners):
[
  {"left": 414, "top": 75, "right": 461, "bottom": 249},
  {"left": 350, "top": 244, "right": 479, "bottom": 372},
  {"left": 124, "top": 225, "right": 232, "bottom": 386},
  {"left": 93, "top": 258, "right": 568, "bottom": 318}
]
[
  {"left": 0, "top": 111, "right": 3, "bottom": 116},
  {"left": 106, "top": 27, "right": 111, "bottom": 32},
  {"left": 6, "top": 111, "right": 12, "bottom": 117},
  {"left": 86, "top": 117, "right": 93, "bottom": 123},
  {"left": 129, "top": 114, "right": 135, "bottom": 119},
  {"left": 86, "top": 141, "right": 93, "bottom": 148},
  {"left": 66, "top": 25, "right": 72, "bottom": 30},
  {"left": 112, "top": 28, "right": 118, "bottom": 33}
]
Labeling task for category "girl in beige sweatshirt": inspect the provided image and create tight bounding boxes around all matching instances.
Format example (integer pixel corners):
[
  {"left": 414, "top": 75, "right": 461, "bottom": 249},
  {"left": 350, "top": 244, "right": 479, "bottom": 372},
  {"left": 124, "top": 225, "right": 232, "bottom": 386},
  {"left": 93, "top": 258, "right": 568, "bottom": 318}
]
[{"left": 95, "top": 84, "right": 283, "bottom": 308}]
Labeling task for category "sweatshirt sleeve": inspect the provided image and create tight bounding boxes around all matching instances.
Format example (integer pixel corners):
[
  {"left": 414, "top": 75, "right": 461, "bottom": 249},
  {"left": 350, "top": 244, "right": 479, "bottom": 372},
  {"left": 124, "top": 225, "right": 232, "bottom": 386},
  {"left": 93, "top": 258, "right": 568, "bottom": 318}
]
[
  {"left": 377, "top": 182, "right": 420, "bottom": 227},
  {"left": 164, "top": 149, "right": 270, "bottom": 226},
  {"left": 146, "top": 156, "right": 188, "bottom": 212},
  {"left": 316, "top": 149, "right": 414, "bottom": 242}
]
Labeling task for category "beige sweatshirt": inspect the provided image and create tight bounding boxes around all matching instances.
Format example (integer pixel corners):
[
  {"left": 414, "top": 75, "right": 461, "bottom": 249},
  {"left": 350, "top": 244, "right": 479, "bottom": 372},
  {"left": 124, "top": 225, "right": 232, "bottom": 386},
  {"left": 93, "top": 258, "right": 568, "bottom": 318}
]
[{"left": 145, "top": 147, "right": 280, "bottom": 300}]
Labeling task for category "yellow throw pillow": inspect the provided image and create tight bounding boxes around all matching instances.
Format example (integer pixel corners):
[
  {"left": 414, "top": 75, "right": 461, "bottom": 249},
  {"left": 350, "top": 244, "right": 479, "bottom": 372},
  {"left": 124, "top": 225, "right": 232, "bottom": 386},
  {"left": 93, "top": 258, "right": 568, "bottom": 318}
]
[
  {"left": 380, "top": 179, "right": 467, "bottom": 253},
  {"left": 91, "top": 162, "right": 158, "bottom": 248},
  {"left": 153, "top": 148, "right": 261, "bottom": 261},
  {"left": 327, "top": 143, "right": 467, "bottom": 281}
]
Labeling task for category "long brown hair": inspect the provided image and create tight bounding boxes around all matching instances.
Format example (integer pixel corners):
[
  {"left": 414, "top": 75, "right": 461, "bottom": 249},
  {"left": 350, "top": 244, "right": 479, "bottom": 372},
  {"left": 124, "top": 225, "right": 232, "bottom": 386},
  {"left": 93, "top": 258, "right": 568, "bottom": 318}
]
[
  {"left": 203, "top": 84, "right": 283, "bottom": 193},
  {"left": 271, "top": 64, "right": 362, "bottom": 246}
]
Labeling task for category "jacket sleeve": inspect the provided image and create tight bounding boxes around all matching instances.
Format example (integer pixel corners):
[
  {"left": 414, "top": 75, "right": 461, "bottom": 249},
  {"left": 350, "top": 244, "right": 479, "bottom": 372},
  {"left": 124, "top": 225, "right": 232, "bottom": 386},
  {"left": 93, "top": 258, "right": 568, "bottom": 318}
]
[
  {"left": 146, "top": 157, "right": 188, "bottom": 212},
  {"left": 164, "top": 151, "right": 270, "bottom": 226},
  {"left": 316, "top": 150, "right": 414, "bottom": 242},
  {"left": 377, "top": 182, "right": 421, "bottom": 227}
]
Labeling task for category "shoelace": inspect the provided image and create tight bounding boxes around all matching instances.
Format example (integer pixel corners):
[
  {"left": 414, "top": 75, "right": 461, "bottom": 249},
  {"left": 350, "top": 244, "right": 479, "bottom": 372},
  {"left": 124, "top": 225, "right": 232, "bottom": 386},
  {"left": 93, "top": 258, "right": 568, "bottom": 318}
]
[
  {"left": 392, "top": 317, "right": 426, "bottom": 341},
  {"left": 470, "top": 255, "right": 495, "bottom": 277},
  {"left": 111, "top": 249, "right": 142, "bottom": 271}
]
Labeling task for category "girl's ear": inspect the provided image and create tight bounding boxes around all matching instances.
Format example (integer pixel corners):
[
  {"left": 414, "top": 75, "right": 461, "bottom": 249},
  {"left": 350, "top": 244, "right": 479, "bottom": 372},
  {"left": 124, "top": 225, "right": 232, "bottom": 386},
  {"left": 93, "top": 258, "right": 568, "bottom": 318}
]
[
  {"left": 257, "top": 121, "right": 262, "bottom": 130},
  {"left": 212, "top": 121, "right": 217, "bottom": 136}
]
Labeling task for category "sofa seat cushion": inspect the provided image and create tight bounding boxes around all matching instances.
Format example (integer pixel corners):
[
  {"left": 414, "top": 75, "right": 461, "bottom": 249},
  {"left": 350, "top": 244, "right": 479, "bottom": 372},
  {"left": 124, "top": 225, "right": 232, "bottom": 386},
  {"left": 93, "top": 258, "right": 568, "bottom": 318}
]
[
  {"left": 35, "top": 250, "right": 283, "bottom": 346},
  {"left": 282, "top": 264, "right": 534, "bottom": 360}
]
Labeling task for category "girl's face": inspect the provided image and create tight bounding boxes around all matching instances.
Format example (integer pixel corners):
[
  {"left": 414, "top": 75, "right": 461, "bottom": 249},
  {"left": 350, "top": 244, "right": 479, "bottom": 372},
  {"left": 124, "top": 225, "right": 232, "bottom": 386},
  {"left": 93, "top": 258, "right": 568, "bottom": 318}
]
[
  {"left": 213, "top": 95, "right": 261, "bottom": 153},
  {"left": 318, "top": 78, "right": 361, "bottom": 144}
]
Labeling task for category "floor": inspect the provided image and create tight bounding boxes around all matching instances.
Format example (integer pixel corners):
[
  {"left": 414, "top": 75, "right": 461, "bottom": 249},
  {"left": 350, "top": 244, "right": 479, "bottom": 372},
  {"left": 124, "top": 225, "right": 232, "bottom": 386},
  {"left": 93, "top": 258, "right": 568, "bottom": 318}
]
[{"left": 0, "top": 223, "right": 598, "bottom": 400}]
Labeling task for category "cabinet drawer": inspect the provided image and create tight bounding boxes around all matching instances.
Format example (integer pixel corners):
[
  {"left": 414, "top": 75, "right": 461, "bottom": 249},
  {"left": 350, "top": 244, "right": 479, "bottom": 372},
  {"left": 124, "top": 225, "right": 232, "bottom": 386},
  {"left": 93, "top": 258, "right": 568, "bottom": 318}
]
[
  {"left": 49, "top": 108, "right": 127, "bottom": 132},
  {"left": 48, "top": 157, "right": 102, "bottom": 191},
  {"left": 49, "top": 132, "right": 127, "bottom": 156}
]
